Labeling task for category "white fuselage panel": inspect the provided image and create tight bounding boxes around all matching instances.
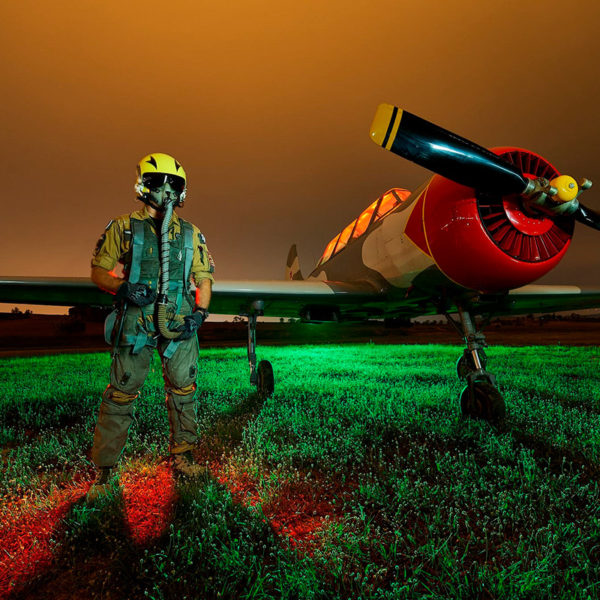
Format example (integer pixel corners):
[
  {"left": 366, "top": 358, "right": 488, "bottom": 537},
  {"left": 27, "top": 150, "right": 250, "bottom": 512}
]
[{"left": 361, "top": 198, "right": 435, "bottom": 288}]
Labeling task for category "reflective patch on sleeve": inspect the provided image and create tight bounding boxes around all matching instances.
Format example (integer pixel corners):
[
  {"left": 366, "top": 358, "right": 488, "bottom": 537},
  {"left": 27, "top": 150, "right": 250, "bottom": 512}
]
[
  {"left": 208, "top": 252, "right": 215, "bottom": 273},
  {"left": 197, "top": 232, "right": 206, "bottom": 244},
  {"left": 105, "top": 219, "right": 114, "bottom": 231}
]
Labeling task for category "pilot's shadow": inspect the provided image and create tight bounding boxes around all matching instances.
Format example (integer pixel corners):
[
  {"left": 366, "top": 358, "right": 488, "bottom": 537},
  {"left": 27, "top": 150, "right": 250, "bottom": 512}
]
[{"left": 195, "top": 389, "right": 268, "bottom": 461}]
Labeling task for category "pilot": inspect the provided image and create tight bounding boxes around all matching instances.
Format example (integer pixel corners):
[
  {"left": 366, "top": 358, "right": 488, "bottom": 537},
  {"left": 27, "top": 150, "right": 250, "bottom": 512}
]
[{"left": 87, "top": 152, "right": 214, "bottom": 501}]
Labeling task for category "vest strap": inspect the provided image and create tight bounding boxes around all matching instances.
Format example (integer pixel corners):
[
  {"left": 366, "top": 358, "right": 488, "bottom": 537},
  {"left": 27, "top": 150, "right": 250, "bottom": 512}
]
[
  {"left": 171, "top": 280, "right": 184, "bottom": 315},
  {"left": 163, "top": 339, "right": 182, "bottom": 359},
  {"left": 170, "top": 221, "right": 194, "bottom": 314},
  {"left": 122, "top": 331, "right": 157, "bottom": 353},
  {"left": 133, "top": 331, "right": 149, "bottom": 354},
  {"left": 129, "top": 219, "right": 145, "bottom": 284},
  {"left": 182, "top": 222, "right": 194, "bottom": 293}
]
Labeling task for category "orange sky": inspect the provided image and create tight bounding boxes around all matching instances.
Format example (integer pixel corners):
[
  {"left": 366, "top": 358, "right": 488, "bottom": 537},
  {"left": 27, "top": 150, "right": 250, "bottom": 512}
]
[{"left": 1, "top": 0, "right": 599, "bottom": 313}]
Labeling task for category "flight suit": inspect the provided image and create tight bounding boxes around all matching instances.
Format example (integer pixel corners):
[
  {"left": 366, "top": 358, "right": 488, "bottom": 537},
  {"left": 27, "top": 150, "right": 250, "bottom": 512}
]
[{"left": 90, "top": 205, "right": 214, "bottom": 467}]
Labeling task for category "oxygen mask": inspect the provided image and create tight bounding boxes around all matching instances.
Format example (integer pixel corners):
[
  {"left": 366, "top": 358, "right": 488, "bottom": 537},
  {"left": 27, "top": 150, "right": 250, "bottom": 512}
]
[{"left": 143, "top": 173, "right": 185, "bottom": 211}]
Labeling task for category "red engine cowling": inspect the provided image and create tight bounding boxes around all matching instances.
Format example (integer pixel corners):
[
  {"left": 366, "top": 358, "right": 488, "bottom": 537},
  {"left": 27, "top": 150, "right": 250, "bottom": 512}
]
[{"left": 418, "top": 147, "right": 574, "bottom": 293}]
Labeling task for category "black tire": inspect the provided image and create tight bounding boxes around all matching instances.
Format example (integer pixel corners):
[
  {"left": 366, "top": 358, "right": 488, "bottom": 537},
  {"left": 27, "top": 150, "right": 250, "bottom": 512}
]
[
  {"left": 456, "top": 349, "right": 487, "bottom": 380},
  {"left": 460, "top": 380, "right": 505, "bottom": 422},
  {"left": 257, "top": 360, "right": 274, "bottom": 399}
]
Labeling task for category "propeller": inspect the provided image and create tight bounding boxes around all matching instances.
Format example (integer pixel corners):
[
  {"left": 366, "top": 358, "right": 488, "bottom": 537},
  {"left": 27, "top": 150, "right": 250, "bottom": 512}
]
[{"left": 369, "top": 103, "right": 598, "bottom": 230}]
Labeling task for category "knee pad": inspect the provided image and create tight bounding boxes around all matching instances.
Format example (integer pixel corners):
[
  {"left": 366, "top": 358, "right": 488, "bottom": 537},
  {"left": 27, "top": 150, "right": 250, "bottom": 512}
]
[
  {"left": 167, "top": 382, "right": 197, "bottom": 397},
  {"left": 101, "top": 386, "right": 137, "bottom": 416}
]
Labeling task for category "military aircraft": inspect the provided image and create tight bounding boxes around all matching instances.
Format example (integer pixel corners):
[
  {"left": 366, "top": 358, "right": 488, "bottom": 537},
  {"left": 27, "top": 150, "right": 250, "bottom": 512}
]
[{"left": 2, "top": 104, "right": 600, "bottom": 422}]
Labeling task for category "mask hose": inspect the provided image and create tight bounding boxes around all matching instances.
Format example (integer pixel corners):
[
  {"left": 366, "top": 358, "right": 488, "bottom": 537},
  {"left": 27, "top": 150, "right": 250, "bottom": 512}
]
[{"left": 156, "top": 198, "right": 183, "bottom": 339}]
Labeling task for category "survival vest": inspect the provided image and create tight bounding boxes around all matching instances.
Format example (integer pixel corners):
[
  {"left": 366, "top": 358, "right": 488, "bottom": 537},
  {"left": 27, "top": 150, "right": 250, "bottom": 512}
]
[{"left": 105, "top": 216, "right": 195, "bottom": 358}]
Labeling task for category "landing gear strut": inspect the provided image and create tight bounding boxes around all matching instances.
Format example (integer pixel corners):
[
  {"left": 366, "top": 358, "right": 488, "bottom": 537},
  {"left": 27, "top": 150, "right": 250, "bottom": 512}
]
[
  {"left": 445, "top": 306, "right": 506, "bottom": 423},
  {"left": 244, "top": 300, "right": 274, "bottom": 399}
]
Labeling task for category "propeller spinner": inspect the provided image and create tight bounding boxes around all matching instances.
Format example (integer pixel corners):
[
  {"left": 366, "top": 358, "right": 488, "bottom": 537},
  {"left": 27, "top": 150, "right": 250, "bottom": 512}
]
[{"left": 369, "top": 103, "right": 598, "bottom": 229}]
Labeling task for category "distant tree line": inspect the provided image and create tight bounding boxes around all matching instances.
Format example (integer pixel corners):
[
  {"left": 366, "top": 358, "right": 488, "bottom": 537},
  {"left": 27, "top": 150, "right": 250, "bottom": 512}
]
[{"left": 0, "top": 307, "right": 34, "bottom": 320}]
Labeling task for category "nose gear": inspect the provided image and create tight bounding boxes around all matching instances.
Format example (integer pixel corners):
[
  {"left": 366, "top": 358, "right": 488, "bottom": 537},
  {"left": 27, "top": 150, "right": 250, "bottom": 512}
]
[{"left": 444, "top": 305, "right": 506, "bottom": 423}]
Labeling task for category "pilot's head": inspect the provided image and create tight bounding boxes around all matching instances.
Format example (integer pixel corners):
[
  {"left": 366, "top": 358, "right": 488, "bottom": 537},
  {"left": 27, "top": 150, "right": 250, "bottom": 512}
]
[{"left": 134, "top": 153, "right": 187, "bottom": 211}]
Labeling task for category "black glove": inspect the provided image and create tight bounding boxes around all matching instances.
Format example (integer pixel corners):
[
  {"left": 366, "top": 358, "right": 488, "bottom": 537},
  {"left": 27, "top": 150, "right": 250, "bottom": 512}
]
[
  {"left": 177, "top": 309, "right": 208, "bottom": 340},
  {"left": 115, "top": 282, "right": 157, "bottom": 307}
]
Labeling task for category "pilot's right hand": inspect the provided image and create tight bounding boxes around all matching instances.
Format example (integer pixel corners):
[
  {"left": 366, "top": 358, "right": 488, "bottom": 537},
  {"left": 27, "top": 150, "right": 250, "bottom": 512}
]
[{"left": 115, "top": 282, "right": 156, "bottom": 307}]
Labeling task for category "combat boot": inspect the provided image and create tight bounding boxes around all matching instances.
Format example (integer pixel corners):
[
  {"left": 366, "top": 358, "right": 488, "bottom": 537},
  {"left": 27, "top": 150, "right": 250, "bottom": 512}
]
[
  {"left": 86, "top": 467, "right": 115, "bottom": 503},
  {"left": 172, "top": 451, "right": 206, "bottom": 477}
]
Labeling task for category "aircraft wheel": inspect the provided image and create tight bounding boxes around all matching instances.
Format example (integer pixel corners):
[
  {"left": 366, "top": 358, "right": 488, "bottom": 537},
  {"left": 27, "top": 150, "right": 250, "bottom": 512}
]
[
  {"left": 460, "top": 380, "right": 505, "bottom": 423},
  {"left": 257, "top": 360, "right": 274, "bottom": 399},
  {"left": 456, "top": 349, "right": 487, "bottom": 380}
]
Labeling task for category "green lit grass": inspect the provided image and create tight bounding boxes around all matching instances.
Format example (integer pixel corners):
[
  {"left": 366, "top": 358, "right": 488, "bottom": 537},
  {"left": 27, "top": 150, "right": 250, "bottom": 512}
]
[{"left": 1, "top": 344, "right": 600, "bottom": 599}]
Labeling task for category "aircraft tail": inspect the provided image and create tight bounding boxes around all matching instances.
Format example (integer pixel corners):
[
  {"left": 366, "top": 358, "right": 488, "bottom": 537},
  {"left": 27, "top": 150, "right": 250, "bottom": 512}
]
[{"left": 285, "top": 244, "right": 304, "bottom": 280}]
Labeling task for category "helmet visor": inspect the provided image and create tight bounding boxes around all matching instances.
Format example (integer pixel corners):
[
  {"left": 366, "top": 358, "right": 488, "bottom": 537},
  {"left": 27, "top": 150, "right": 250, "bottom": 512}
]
[{"left": 142, "top": 173, "right": 186, "bottom": 194}]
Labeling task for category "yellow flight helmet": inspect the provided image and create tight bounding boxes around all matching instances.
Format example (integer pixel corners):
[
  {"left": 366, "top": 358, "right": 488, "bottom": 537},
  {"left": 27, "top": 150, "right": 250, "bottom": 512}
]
[{"left": 134, "top": 152, "right": 187, "bottom": 206}]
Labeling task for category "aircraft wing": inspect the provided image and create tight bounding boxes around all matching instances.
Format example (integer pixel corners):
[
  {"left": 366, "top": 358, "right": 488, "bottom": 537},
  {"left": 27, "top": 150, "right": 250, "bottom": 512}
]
[
  {"left": 478, "top": 284, "right": 600, "bottom": 316},
  {"left": 1, "top": 277, "right": 600, "bottom": 319},
  {"left": 0, "top": 276, "right": 384, "bottom": 319},
  {"left": 0, "top": 277, "right": 111, "bottom": 308}
]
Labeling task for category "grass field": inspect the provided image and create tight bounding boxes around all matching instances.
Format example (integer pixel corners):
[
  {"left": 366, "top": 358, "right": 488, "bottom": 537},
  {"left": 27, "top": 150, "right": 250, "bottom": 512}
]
[{"left": 1, "top": 343, "right": 600, "bottom": 599}]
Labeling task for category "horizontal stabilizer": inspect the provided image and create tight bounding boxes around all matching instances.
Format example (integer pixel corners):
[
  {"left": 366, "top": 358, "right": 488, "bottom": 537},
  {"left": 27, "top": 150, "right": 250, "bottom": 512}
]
[{"left": 285, "top": 244, "right": 304, "bottom": 280}]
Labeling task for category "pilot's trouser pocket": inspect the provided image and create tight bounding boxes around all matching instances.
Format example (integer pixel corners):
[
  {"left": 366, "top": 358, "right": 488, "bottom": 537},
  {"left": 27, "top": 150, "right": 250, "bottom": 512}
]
[
  {"left": 104, "top": 309, "right": 118, "bottom": 345},
  {"left": 91, "top": 386, "right": 137, "bottom": 467},
  {"left": 160, "top": 335, "right": 200, "bottom": 453},
  {"left": 91, "top": 345, "right": 153, "bottom": 467}
]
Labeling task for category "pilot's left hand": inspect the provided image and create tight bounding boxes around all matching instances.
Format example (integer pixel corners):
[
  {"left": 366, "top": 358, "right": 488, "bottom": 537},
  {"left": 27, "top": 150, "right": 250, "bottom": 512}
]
[{"left": 177, "top": 309, "right": 209, "bottom": 340}]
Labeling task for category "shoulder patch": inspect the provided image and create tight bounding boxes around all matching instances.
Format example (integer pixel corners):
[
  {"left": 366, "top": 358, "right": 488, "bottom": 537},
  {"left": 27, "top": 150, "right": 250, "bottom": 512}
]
[{"left": 93, "top": 233, "right": 107, "bottom": 257}]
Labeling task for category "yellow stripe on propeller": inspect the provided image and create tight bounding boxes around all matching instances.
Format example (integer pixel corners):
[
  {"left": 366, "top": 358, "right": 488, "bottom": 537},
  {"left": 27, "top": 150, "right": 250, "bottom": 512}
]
[{"left": 370, "top": 103, "right": 404, "bottom": 151}]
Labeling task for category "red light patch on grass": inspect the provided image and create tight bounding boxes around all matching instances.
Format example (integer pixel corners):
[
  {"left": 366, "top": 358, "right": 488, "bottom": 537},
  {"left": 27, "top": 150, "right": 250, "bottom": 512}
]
[
  {"left": 0, "top": 483, "right": 88, "bottom": 597},
  {"left": 210, "top": 459, "right": 262, "bottom": 507},
  {"left": 121, "top": 462, "right": 177, "bottom": 547},
  {"left": 265, "top": 482, "right": 338, "bottom": 547},
  {"left": 206, "top": 455, "right": 354, "bottom": 552}
]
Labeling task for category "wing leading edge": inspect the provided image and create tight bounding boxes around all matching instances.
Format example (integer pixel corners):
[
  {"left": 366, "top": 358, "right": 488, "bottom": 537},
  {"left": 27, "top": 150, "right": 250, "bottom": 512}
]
[
  {"left": 478, "top": 284, "right": 600, "bottom": 316},
  {"left": 0, "top": 277, "right": 384, "bottom": 319},
  {"left": 1, "top": 278, "right": 599, "bottom": 320}
]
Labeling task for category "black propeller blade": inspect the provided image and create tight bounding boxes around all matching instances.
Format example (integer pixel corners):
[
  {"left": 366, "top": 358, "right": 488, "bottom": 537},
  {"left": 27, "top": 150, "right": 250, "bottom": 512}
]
[
  {"left": 370, "top": 104, "right": 529, "bottom": 195},
  {"left": 574, "top": 203, "right": 600, "bottom": 231},
  {"left": 370, "top": 103, "right": 598, "bottom": 230}
]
